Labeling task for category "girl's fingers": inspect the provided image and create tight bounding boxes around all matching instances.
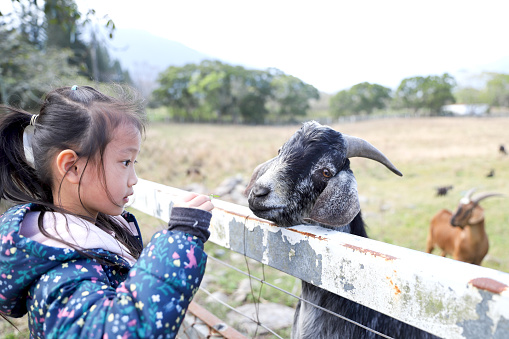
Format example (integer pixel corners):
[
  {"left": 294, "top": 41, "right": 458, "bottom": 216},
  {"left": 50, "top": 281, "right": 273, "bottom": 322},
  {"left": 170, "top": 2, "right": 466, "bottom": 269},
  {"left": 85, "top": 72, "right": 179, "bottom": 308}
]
[
  {"left": 180, "top": 192, "right": 200, "bottom": 203},
  {"left": 196, "top": 200, "right": 214, "bottom": 212},
  {"left": 174, "top": 193, "right": 214, "bottom": 211}
]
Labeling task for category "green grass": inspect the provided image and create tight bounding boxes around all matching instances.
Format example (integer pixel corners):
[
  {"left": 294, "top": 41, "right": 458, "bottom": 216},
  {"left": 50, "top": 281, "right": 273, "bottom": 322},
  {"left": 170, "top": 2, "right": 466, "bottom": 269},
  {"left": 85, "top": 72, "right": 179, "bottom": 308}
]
[
  {"left": 355, "top": 155, "right": 509, "bottom": 271},
  {"left": 0, "top": 318, "right": 29, "bottom": 339}
]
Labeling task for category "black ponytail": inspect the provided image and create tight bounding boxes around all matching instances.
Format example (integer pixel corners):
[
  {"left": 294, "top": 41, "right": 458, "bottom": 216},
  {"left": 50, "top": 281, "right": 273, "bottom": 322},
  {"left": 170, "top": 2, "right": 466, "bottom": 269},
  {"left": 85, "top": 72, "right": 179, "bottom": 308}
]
[{"left": 0, "top": 106, "right": 51, "bottom": 205}]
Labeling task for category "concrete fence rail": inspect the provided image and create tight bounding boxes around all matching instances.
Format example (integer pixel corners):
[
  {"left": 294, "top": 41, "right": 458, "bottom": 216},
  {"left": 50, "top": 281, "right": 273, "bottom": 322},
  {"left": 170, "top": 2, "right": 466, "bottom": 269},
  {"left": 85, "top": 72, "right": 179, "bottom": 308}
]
[{"left": 131, "top": 178, "right": 509, "bottom": 339}]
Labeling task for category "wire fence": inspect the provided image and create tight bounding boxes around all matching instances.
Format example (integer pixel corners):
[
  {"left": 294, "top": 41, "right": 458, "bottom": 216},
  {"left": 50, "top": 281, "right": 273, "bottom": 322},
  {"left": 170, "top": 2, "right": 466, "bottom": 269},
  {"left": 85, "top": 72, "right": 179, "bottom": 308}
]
[
  {"left": 192, "top": 254, "right": 395, "bottom": 339},
  {"left": 184, "top": 212, "right": 397, "bottom": 339}
]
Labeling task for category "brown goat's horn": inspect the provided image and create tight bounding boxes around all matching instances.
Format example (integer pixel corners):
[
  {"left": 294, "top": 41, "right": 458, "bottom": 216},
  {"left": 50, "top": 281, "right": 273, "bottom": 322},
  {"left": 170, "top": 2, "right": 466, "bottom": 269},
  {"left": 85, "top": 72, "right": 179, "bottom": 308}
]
[
  {"left": 472, "top": 192, "right": 504, "bottom": 205},
  {"left": 464, "top": 188, "right": 477, "bottom": 202},
  {"left": 343, "top": 134, "right": 403, "bottom": 176}
]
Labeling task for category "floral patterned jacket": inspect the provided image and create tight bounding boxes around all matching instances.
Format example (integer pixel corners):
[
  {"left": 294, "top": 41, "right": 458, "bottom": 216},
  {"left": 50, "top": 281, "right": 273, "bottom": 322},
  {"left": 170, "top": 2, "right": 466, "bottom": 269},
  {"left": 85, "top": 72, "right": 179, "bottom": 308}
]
[{"left": 0, "top": 203, "right": 210, "bottom": 338}]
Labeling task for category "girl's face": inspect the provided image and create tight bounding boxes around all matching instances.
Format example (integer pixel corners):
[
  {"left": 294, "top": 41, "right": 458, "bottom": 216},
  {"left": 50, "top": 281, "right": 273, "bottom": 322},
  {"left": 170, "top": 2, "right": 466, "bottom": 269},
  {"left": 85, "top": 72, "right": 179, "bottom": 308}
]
[{"left": 78, "top": 123, "right": 141, "bottom": 218}]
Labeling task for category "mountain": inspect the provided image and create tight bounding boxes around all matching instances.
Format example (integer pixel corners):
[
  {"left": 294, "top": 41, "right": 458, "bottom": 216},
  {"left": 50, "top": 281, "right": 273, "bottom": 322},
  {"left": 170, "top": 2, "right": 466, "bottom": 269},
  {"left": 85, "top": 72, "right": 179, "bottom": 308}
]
[{"left": 107, "top": 28, "right": 213, "bottom": 94}]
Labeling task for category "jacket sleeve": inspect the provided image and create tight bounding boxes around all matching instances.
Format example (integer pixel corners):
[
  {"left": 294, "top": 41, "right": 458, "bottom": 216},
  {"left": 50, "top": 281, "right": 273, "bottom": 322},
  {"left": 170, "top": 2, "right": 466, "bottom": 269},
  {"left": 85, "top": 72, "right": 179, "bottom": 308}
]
[
  {"left": 32, "top": 229, "right": 208, "bottom": 339},
  {"left": 167, "top": 207, "right": 212, "bottom": 243}
]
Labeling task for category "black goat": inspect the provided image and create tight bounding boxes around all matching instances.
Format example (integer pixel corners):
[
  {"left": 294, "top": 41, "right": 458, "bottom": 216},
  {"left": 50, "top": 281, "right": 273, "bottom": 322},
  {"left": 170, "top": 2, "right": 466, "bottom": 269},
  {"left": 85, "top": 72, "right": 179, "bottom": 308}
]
[
  {"left": 436, "top": 185, "right": 453, "bottom": 196},
  {"left": 499, "top": 144, "right": 507, "bottom": 155},
  {"left": 245, "top": 121, "right": 438, "bottom": 339}
]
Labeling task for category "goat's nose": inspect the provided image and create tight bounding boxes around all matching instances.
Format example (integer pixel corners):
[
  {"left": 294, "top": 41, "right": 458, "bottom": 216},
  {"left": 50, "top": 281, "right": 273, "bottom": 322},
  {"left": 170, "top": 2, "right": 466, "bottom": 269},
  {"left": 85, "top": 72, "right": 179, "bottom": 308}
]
[{"left": 252, "top": 184, "right": 270, "bottom": 197}]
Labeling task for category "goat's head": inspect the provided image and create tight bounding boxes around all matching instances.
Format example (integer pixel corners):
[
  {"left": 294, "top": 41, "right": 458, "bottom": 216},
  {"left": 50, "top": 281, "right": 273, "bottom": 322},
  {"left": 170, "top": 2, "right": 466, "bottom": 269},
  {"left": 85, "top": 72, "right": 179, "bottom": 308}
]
[
  {"left": 450, "top": 189, "right": 502, "bottom": 228},
  {"left": 245, "top": 121, "right": 402, "bottom": 228}
]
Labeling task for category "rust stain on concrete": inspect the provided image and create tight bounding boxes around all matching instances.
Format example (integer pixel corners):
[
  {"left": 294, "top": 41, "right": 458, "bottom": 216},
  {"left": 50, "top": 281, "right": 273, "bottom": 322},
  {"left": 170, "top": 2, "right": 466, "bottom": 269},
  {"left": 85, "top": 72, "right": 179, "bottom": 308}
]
[
  {"left": 470, "top": 277, "right": 508, "bottom": 294},
  {"left": 215, "top": 207, "right": 278, "bottom": 225},
  {"left": 288, "top": 228, "right": 328, "bottom": 241},
  {"left": 343, "top": 244, "right": 397, "bottom": 261},
  {"left": 386, "top": 276, "right": 402, "bottom": 295}
]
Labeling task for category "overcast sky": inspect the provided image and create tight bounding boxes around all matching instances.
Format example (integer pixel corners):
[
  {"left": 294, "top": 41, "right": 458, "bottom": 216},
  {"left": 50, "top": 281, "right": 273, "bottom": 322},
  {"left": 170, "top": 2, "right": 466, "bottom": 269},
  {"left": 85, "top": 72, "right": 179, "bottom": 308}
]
[{"left": 5, "top": 0, "right": 509, "bottom": 93}]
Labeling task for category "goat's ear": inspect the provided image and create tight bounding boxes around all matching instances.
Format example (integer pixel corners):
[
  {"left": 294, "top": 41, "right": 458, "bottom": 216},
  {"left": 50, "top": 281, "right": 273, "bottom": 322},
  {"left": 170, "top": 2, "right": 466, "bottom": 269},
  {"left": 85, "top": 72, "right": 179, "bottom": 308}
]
[
  {"left": 306, "top": 171, "right": 360, "bottom": 228},
  {"left": 469, "top": 207, "right": 484, "bottom": 225},
  {"left": 244, "top": 158, "right": 274, "bottom": 197}
]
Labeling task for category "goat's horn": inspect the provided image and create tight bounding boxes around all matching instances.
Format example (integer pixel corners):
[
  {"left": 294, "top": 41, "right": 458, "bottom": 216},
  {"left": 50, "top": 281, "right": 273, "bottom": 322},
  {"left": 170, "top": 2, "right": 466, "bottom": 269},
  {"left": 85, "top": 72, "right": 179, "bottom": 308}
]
[
  {"left": 464, "top": 188, "right": 477, "bottom": 201},
  {"left": 343, "top": 134, "right": 403, "bottom": 176},
  {"left": 472, "top": 192, "right": 504, "bottom": 205}
]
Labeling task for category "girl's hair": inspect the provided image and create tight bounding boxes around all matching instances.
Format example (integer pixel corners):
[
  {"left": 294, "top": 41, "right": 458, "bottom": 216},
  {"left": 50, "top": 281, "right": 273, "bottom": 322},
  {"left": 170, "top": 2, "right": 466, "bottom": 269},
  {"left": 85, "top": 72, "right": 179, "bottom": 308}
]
[{"left": 0, "top": 85, "right": 146, "bottom": 261}]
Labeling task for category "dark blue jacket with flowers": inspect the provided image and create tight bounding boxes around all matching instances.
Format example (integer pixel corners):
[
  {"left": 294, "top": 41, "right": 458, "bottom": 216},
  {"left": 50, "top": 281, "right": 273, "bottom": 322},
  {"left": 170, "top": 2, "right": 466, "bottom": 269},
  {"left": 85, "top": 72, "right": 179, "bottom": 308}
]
[{"left": 0, "top": 203, "right": 209, "bottom": 338}]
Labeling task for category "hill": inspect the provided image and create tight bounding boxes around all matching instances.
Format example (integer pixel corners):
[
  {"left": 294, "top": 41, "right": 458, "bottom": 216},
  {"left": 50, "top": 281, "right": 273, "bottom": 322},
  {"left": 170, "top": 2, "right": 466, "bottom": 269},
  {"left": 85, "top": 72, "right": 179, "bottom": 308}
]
[{"left": 107, "top": 28, "right": 213, "bottom": 94}]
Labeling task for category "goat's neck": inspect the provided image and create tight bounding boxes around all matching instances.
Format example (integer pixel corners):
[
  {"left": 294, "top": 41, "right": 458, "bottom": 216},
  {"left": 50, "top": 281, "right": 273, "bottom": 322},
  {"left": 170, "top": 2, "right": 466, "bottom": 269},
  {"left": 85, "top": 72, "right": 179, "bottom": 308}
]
[{"left": 463, "top": 221, "right": 486, "bottom": 244}]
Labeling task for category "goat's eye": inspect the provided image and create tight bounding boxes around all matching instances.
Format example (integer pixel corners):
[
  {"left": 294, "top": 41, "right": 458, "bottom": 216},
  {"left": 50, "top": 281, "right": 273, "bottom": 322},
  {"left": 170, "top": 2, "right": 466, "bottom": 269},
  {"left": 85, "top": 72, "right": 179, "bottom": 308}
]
[
  {"left": 322, "top": 168, "right": 332, "bottom": 178},
  {"left": 278, "top": 147, "right": 282, "bottom": 155}
]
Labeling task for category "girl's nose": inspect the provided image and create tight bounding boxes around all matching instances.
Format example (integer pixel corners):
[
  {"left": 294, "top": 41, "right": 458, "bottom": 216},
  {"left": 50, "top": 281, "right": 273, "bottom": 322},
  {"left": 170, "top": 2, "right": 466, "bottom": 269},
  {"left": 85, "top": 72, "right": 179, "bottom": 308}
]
[{"left": 129, "top": 169, "right": 138, "bottom": 187}]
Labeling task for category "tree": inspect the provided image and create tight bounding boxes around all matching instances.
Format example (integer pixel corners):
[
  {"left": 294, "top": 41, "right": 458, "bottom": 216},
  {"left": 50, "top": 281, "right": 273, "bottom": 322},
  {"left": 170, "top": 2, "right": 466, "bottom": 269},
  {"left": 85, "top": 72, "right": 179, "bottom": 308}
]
[
  {"left": 238, "top": 93, "right": 267, "bottom": 124},
  {"left": 483, "top": 72, "right": 509, "bottom": 107},
  {"left": 395, "top": 73, "right": 456, "bottom": 115},
  {"left": 0, "top": 27, "right": 88, "bottom": 107},
  {"left": 44, "top": 0, "right": 82, "bottom": 49},
  {"left": 269, "top": 69, "right": 319, "bottom": 123},
  {"left": 349, "top": 82, "right": 391, "bottom": 114},
  {"left": 329, "top": 89, "right": 354, "bottom": 117},
  {"left": 153, "top": 64, "right": 201, "bottom": 121},
  {"left": 43, "top": 0, "right": 125, "bottom": 83},
  {"left": 2, "top": 0, "right": 45, "bottom": 49},
  {"left": 329, "top": 82, "right": 391, "bottom": 117},
  {"left": 154, "top": 61, "right": 270, "bottom": 123},
  {"left": 1, "top": 0, "right": 115, "bottom": 40},
  {"left": 1, "top": 0, "right": 126, "bottom": 87},
  {"left": 237, "top": 69, "right": 273, "bottom": 124},
  {"left": 152, "top": 61, "right": 319, "bottom": 124},
  {"left": 187, "top": 60, "right": 242, "bottom": 122},
  {"left": 454, "top": 87, "right": 483, "bottom": 104}
]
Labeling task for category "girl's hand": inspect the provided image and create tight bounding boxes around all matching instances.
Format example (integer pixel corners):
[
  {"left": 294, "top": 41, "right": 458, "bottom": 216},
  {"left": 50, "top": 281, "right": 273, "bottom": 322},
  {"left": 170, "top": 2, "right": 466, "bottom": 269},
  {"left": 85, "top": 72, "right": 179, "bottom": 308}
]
[{"left": 174, "top": 192, "right": 214, "bottom": 212}]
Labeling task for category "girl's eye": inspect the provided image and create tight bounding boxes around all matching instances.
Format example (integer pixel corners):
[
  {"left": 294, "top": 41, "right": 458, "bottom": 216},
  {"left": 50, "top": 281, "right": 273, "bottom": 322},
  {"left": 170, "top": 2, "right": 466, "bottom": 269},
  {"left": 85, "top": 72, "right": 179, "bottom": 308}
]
[
  {"left": 123, "top": 160, "right": 138, "bottom": 167},
  {"left": 322, "top": 168, "right": 332, "bottom": 178}
]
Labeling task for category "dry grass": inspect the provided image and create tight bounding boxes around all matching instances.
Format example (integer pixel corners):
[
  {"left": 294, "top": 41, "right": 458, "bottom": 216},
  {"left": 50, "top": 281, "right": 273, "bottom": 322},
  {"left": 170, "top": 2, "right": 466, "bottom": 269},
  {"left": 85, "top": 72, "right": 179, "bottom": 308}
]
[{"left": 136, "top": 123, "right": 294, "bottom": 190}]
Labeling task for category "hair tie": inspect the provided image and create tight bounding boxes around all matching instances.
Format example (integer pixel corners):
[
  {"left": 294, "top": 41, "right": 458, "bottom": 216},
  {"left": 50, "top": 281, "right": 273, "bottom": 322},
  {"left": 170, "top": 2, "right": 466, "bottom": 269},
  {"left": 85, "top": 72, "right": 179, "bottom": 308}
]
[
  {"left": 30, "top": 114, "right": 39, "bottom": 126},
  {"left": 71, "top": 85, "right": 78, "bottom": 91}
]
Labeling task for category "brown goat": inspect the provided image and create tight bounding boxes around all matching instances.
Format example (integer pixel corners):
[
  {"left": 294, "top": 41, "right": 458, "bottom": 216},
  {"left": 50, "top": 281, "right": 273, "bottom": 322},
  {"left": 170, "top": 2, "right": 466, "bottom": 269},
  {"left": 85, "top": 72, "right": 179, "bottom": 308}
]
[{"left": 426, "top": 189, "right": 502, "bottom": 265}]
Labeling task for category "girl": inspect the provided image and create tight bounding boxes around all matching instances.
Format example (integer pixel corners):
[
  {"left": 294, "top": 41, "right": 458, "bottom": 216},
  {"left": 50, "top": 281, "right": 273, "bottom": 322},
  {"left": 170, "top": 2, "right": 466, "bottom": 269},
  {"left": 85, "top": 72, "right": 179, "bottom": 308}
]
[{"left": 0, "top": 85, "right": 214, "bottom": 338}]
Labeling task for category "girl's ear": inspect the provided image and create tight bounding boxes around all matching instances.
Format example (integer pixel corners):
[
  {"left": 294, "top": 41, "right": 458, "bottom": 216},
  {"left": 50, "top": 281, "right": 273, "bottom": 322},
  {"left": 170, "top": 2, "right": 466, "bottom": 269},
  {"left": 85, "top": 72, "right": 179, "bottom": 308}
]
[{"left": 56, "top": 150, "right": 80, "bottom": 184}]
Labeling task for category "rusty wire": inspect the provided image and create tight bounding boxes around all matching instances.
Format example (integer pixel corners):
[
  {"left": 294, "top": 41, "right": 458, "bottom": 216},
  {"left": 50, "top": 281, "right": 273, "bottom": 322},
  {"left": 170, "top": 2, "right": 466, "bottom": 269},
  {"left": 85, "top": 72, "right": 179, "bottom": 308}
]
[
  {"left": 206, "top": 254, "right": 394, "bottom": 339},
  {"left": 198, "top": 285, "right": 284, "bottom": 339}
]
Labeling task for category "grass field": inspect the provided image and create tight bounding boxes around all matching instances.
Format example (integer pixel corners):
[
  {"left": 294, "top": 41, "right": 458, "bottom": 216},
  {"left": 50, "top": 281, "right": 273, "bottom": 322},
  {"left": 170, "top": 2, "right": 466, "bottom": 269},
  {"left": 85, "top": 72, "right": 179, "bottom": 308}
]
[
  {"left": 2, "top": 116, "right": 508, "bottom": 338},
  {"left": 135, "top": 116, "right": 509, "bottom": 272}
]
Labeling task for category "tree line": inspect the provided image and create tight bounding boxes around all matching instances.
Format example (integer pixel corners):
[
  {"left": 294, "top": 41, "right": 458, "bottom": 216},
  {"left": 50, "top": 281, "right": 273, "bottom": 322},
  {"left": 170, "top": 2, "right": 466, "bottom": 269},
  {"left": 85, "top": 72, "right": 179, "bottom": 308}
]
[
  {"left": 330, "top": 73, "right": 456, "bottom": 118},
  {"left": 152, "top": 61, "right": 319, "bottom": 124},
  {"left": 0, "top": 0, "right": 129, "bottom": 109},
  {"left": 2, "top": 0, "right": 509, "bottom": 123},
  {"left": 330, "top": 73, "right": 509, "bottom": 118}
]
